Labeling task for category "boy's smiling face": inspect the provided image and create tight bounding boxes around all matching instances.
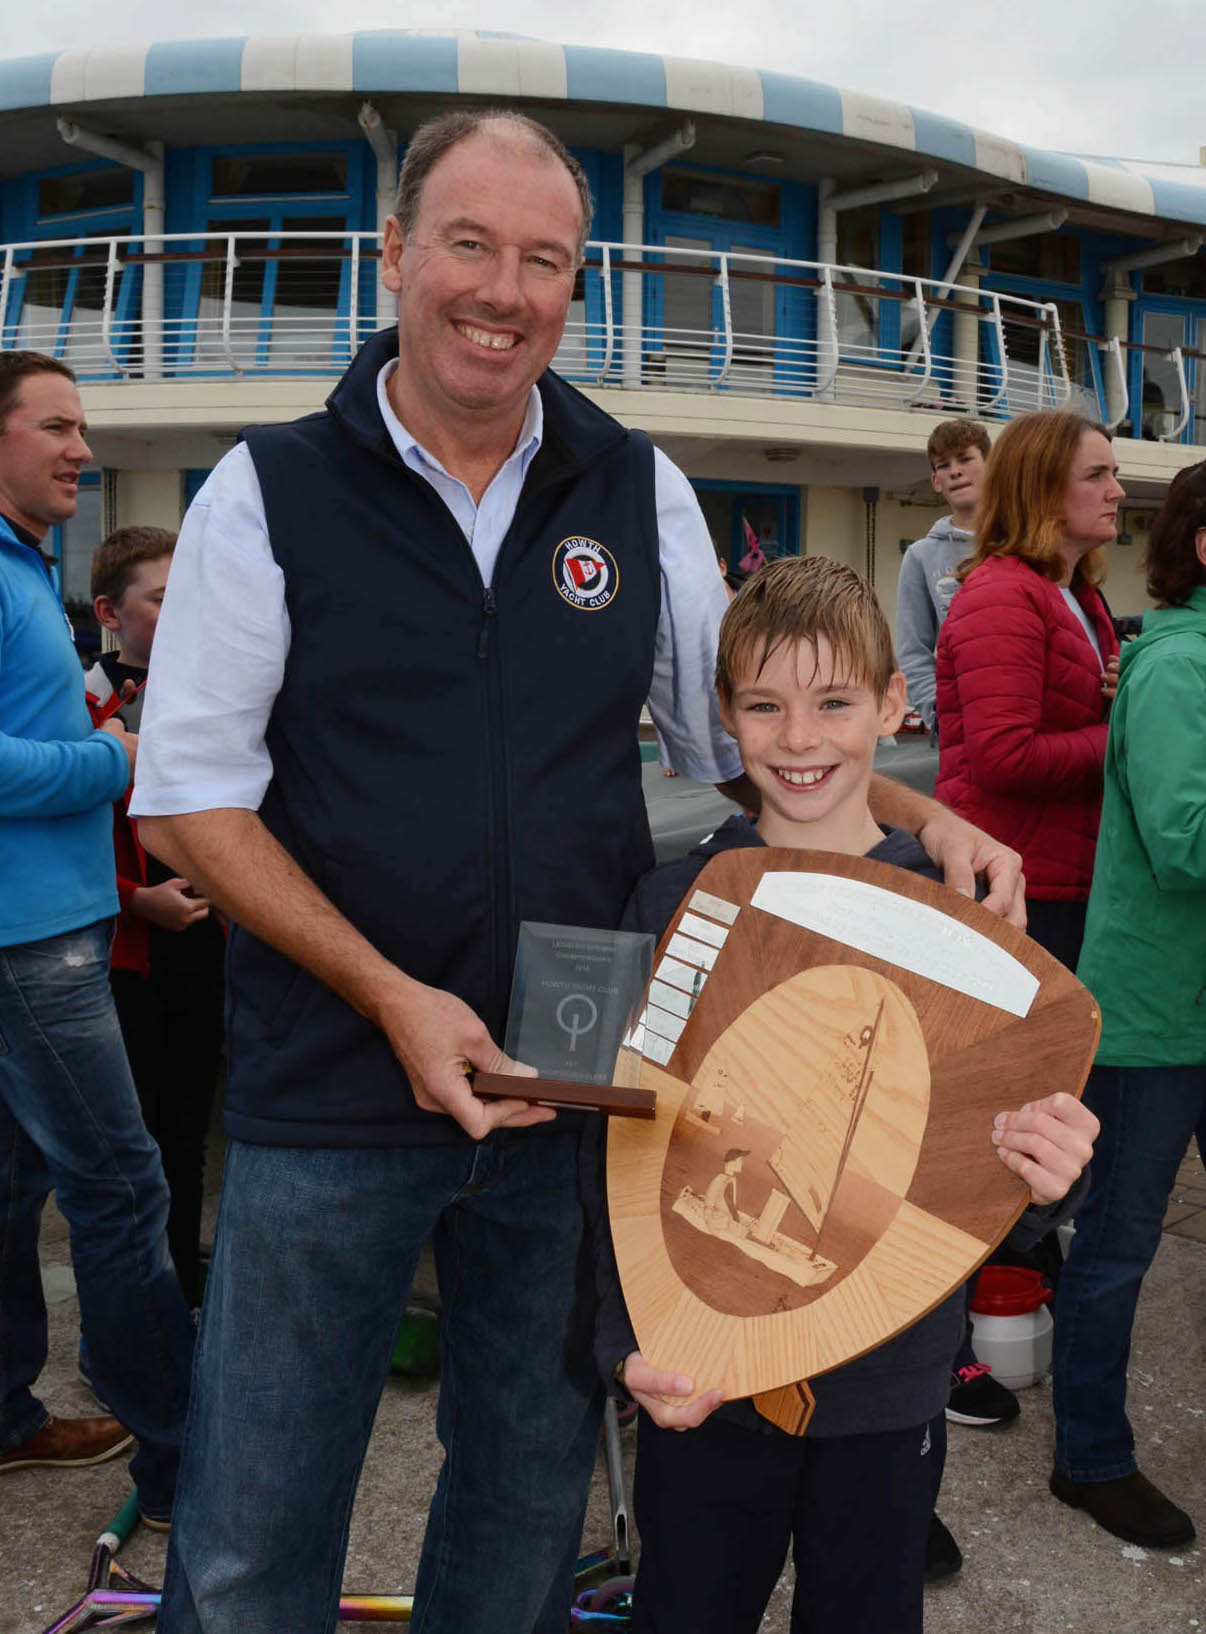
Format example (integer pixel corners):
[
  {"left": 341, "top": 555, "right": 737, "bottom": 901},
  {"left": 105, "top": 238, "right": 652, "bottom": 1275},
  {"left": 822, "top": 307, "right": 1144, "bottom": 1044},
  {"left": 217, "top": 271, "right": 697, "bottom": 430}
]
[{"left": 721, "top": 635, "right": 906, "bottom": 854}]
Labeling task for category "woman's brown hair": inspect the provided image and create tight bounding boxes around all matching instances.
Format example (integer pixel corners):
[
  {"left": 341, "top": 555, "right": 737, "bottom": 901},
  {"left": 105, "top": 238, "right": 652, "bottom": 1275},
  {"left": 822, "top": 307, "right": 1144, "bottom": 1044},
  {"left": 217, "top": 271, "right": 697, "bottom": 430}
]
[
  {"left": 958, "top": 411, "right": 1111, "bottom": 587},
  {"left": 1145, "top": 461, "right": 1206, "bottom": 607}
]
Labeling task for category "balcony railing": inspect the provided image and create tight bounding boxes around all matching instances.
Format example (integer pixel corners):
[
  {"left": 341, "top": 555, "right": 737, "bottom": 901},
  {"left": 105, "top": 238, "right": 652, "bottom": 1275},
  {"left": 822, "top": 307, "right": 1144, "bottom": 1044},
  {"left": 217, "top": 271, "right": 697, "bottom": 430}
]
[{"left": 0, "top": 227, "right": 1194, "bottom": 435}]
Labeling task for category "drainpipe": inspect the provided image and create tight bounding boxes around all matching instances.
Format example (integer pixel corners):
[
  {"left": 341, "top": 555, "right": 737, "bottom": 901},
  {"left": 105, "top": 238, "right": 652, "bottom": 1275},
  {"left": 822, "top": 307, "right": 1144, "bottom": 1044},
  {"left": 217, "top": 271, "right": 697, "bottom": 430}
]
[
  {"left": 57, "top": 119, "right": 163, "bottom": 380},
  {"left": 358, "top": 101, "right": 398, "bottom": 330},
  {"left": 622, "top": 122, "right": 695, "bottom": 387},
  {"left": 815, "top": 169, "right": 939, "bottom": 399}
]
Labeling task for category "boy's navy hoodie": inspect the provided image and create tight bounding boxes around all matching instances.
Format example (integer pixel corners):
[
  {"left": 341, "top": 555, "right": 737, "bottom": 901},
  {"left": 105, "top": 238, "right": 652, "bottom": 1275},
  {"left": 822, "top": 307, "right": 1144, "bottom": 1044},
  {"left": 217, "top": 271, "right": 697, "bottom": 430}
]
[{"left": 583, "top": 813, "right": 1084, "bottom": 1440}]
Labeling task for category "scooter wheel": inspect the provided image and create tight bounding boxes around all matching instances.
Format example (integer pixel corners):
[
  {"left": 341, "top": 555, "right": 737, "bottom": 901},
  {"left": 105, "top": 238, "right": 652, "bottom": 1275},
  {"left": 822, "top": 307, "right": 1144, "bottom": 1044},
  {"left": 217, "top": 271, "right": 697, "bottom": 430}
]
[{"left": 588, "top": 1575, "right": 635, "bottom": 1613}]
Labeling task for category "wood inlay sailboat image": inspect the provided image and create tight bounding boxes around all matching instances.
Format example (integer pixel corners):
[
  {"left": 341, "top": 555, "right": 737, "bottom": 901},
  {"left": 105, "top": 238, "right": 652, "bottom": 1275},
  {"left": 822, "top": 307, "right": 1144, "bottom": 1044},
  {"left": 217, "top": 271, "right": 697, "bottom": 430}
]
[{"left": 663, "top": 966, "right": 930, "bottom": 1315}]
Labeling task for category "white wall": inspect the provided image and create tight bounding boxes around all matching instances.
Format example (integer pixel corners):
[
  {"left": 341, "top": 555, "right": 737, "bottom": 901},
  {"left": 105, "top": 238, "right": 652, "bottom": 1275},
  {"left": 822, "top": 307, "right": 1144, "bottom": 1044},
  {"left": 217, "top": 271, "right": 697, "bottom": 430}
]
[{"left": 113, "top": 469, "right": 184, "bottom": 531}]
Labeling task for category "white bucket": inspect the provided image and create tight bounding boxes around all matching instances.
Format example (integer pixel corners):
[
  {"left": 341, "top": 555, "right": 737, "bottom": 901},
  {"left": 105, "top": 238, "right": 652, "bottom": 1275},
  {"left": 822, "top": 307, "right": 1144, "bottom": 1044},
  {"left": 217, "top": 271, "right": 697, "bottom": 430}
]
[{"left": 969, "top": 1305, "right": 1054, "bottom": 1390}]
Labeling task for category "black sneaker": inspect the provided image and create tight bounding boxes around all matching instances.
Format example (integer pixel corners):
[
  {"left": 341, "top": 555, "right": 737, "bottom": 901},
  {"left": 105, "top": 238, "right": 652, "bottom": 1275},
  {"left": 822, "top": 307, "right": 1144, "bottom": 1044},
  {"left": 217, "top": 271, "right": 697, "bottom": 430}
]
[
  {"left": 1050, "top": 1470, "right": 1195, "bottom": 1548},
  {"left": 945, "top": 1362, "right": 1020, "bottom": 1428},
  {"left": 924, "top": 1513, "right": 963, "bottom": 1583}
]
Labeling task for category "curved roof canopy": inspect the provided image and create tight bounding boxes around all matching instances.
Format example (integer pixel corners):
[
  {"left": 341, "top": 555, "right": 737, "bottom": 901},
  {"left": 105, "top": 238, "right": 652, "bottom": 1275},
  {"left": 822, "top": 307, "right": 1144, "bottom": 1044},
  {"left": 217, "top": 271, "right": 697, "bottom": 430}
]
[{"left": 2, "top": 30, "right": 1205, "bottom": 229}]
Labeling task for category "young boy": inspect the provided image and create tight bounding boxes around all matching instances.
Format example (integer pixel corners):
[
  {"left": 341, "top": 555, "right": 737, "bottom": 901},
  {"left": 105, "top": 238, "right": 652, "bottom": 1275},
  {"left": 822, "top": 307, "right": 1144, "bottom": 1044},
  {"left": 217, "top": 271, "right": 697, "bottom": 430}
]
[
  {"left": 86, "top": 527, "right": 225, "bottom": 1307},
  {"left": 896, "top": 418, "right": 989, "bottom": 734},
  {"left": 585, "top": 556, "right": 1097, "bottom": 1634}
]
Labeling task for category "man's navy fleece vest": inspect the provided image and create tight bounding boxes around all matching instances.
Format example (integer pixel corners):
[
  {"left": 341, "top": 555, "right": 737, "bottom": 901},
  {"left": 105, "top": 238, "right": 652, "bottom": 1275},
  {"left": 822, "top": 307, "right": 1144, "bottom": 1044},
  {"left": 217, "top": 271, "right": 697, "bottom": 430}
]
[{"left": 230, "top": 327, "right": 661, "bottom": 1147}]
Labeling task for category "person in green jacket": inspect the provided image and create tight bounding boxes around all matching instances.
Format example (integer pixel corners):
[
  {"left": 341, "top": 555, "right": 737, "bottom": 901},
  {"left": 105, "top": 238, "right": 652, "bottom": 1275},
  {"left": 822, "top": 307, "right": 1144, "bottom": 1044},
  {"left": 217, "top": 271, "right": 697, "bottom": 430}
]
[{"left": 1050, "top": 460, "right": 1206, "bottom": 1551}]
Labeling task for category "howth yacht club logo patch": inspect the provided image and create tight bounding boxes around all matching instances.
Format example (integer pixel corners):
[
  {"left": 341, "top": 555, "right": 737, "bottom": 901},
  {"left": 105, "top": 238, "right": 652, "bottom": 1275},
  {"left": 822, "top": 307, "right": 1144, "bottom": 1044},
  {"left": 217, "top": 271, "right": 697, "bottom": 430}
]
[{"left": 553, "top": 537, "right": 618, "bottom": 610}]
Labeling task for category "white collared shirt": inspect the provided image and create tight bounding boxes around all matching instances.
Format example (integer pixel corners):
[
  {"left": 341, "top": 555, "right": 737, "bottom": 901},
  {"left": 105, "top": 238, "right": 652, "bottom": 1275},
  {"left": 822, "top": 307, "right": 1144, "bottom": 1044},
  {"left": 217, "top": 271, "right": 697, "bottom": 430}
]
[{"left": 132, "top": 370, "right": 742, "bottom": 816}]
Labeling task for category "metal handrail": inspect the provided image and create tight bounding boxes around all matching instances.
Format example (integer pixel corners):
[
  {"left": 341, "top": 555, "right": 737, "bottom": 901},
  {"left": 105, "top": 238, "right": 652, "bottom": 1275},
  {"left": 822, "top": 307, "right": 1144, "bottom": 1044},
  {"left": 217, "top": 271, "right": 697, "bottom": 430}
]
[
  {"left": 714, "top": 252, "right": 734, "bottom": 386},
  {"left": 1159, "top": 348, "right": 1191, "bottom": 442},
  {"left": 0, "top": 226, "right": 1160, "bottom": 432},
  {"left": 220, "top": 233, "right": 240, "bottom": 375},
  {"left": 1044, "top": 302, "right": 1073, "bottom": 407},
  {"left": 979, "top": 292, "right": 1010, "bottom": 413},
  {"left": 99, "top": 240, "right": 121, "bottom": 376}
]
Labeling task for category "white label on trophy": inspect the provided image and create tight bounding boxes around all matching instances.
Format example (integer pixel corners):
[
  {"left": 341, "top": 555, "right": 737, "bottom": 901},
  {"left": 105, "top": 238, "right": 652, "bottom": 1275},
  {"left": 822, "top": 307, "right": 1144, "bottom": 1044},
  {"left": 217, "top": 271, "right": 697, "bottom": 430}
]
[
  {"left": 656, "top": 955, "right": 707, "bottom": 997},
  {"left": 645, "top": 1005, "right": 687, "bottom": 1045},
  {"left": 750, "top": 873, "right": 1039, "bottom": 1018},
  {"left": 688, "top": 889, "right": 740, "bottom": 926},
  {"left": 678, "top": 912, "right": 729, "bottom": 949},
  {"left": 649, "top": 979, "right": 693, "bottom": 1019},
  {"left": 642, "top": 1029, "right": 675, "bottom": 1066},
  {"left": 667, "top": 933, "right": 720, "bottom": 972}
]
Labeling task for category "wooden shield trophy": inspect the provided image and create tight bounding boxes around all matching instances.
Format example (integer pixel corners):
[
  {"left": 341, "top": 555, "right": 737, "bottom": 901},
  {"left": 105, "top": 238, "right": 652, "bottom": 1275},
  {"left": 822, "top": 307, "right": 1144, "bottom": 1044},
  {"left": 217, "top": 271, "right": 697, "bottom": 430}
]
[{"left": 606, "top": 850, "right": 1100, "bottom": 1433}]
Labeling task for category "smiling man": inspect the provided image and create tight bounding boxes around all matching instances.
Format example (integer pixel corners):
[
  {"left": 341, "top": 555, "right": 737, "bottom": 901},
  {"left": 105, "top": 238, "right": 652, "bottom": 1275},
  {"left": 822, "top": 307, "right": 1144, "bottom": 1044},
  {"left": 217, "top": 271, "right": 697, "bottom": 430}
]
[
  {"left": 0, "top": 352, "right": 194, "bottom": 1520},
  {"left": 134, "top": 111, "right": 746, "bottom": 1634},
  {"left": 132, "top": 111, "right": 1023, "bottom": 1634}
]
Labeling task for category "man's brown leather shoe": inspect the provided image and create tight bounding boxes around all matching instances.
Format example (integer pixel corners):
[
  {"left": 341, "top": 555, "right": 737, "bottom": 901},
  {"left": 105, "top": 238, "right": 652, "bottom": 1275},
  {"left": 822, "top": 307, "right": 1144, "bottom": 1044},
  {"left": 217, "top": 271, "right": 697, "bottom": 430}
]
[{"left": 0, "top": 1415, "right": 133, "bottom": 1473}]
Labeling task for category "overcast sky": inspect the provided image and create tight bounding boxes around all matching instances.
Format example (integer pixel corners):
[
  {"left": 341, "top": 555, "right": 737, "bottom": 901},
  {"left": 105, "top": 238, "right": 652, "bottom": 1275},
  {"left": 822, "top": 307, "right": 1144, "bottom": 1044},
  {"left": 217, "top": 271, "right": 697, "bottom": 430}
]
[{"left": 1, "top": 0, "right": 1202, "bottom": 168}]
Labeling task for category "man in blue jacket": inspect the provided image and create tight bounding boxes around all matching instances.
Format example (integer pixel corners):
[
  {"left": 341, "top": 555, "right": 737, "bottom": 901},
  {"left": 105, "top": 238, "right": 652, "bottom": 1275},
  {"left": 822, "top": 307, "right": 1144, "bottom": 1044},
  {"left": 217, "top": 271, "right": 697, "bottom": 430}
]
[{"left": 0, "top": 352, "right": 193, "bottom": 1523}]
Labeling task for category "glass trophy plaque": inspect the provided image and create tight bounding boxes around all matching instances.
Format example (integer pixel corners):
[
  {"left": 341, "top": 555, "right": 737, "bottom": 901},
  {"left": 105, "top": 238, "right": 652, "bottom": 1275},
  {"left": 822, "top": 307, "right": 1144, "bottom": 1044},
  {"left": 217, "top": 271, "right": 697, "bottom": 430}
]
[{"left": 475, "top": 922, "right": 657, "bottom": 1117}]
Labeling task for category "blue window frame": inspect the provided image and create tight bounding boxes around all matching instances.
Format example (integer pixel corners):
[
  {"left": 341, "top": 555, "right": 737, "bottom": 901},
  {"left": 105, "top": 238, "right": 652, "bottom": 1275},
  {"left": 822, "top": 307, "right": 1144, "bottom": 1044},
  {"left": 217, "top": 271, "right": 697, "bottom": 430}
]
[
  {"left": 642, "top": 163, "right": 808, "bottom": 392},
  {"left": 3, "top": 161, "right": 142, "bottom": 375},
  {"left": 979, "top": 231, "right": 1103, "bottom": 419},
  {"left": 1129, "top": 293, "right": 1206, "bottom": 446},
  {"left": 690, "top": 478, "right": 801, "bottom": 563},
  {"left": 173, "top": 142, "right": 370, "bottom": 374}
]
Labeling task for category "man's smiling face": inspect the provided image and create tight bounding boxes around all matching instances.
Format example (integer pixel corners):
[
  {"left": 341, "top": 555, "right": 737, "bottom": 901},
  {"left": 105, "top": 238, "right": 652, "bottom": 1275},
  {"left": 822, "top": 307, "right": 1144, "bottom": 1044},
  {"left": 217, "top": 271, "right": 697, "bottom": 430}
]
[
  {"left": 382, "top": 127, "right": 583, "bottom": 432},
  {"left": 0, "top": 370, "right": 92, "bottom": 540}
]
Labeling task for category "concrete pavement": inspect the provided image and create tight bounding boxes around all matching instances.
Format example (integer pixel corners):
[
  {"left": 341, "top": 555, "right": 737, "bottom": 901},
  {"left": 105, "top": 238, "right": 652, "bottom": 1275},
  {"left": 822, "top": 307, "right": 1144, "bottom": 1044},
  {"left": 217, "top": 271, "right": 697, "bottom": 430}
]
[{"left": 3, "top": 1139, "right": 1204, "bottom": 1634}]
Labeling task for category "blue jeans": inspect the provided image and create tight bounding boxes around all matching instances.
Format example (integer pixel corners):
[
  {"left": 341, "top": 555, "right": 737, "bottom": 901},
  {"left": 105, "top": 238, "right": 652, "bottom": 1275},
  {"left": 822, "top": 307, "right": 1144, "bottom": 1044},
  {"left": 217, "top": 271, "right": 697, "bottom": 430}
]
[
  {"left": 159, "top": 1129, "right": 602, "bottom": 1634},
  {"left": 1052, "top": 1062, "right": 1206, "bottom": 1482},
  {"left": 0, "top": 921, "right": 194, "bottom": 1513}
]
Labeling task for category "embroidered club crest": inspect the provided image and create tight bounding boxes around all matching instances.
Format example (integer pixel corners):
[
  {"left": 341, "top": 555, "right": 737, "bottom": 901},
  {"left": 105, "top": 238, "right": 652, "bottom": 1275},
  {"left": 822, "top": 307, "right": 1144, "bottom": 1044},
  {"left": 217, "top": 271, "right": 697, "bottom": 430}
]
[{"left": 553, "top": 537, "right": 618, "bottom": 610}]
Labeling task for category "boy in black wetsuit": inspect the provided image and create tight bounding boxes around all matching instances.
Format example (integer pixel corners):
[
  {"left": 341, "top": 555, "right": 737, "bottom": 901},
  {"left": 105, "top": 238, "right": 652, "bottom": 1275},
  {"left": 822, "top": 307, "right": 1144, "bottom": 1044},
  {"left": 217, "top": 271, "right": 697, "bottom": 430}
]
[{"left": 584, "top": 556, "right": 1098, "bottom": 1634}]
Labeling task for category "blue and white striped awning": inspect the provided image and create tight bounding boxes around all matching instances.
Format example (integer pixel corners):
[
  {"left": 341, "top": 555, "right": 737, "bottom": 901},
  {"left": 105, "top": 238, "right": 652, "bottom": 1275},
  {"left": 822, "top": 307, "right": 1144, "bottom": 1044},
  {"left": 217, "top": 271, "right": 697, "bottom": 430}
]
[{"left": 3, "top": 30, "right": 1205, "bottom": 230}]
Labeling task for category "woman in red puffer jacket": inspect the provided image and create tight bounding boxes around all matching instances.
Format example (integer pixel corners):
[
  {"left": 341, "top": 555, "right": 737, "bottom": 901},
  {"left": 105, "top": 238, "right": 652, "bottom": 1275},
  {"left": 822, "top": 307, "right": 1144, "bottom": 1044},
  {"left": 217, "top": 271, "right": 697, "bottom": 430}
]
[{"left": 935, "top": 412, "right": 1122, "bottom": 969}]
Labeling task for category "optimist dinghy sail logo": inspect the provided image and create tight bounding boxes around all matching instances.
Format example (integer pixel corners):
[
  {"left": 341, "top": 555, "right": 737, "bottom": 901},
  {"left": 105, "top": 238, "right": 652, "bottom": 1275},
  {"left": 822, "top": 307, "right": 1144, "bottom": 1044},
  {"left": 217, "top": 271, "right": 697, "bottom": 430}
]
[{"left": 553, "top": 537, "right": 618, "bottom": 610}]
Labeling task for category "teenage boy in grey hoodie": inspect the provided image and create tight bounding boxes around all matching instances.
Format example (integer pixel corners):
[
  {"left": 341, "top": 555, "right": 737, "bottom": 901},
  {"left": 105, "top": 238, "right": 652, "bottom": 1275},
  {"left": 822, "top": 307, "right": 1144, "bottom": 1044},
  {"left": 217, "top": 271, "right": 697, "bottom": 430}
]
[{"left": 896, "top": 419, "right": 990, "bottom": 733}]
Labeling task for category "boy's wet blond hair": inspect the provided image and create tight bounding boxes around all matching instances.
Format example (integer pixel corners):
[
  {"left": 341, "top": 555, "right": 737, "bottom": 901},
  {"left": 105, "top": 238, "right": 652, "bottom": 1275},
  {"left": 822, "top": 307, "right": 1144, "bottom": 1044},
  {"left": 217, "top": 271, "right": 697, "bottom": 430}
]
[{"left": 716, "top": 555, "right": 896, "bottom": 704}]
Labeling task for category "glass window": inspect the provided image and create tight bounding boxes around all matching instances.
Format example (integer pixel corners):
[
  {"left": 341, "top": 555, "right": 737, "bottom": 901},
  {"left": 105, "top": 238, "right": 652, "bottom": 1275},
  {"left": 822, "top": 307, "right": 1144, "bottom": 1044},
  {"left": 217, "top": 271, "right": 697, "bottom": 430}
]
[
  {"left": 659, "top": 235, "right": 714, "bottom": 383},
  {"left": 1142, "top": 256, "right": 1206, "bottom": 300},
  {"left": 59, "top": 483, "right": 103, "bottom": 613},
  {"left": 61, "top": 232, "right": 125, "bottom": 370},
  {"left": 552, "top": 266, "right": 589, "bottom": 377},
  {"left": 14, "top": 233, "right": 126, "bottom": 369},
  {"left": 901, "top": 213, "right": 932, "bottom": 282},
  {"left": 661, "top": 168, "right": 780, "bottom": 228},
  {"left": 211, "top": 152, "right": 348, "bottom": 198},
  {"left": 195, "top": 217, "right": 270, "bottom": 366},
  {"left": 38, "top": 168, "right": 134, "bottom": 218},
  {"left": 267, "top": 216, "right": 345, "bottom": 367},
  {"left": 991, "top": 298, "right": 1096, "bottom": 415},
  {"left": 990, "top": 232, "right": 1081, "bottom": 284},
  {"left": 15, "top": 248, "right": 71, "bottom": 352},
  {"left": 836, "top": 206, "right": 878, "bottom": 355},
  {"left": 1140, "top": 311, "right": 1187, "bottom": 440}
]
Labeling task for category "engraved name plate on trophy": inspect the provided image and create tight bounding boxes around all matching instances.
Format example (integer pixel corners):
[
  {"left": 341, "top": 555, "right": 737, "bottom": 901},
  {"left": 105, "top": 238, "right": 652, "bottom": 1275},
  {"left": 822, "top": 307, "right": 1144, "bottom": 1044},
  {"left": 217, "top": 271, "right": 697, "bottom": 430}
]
[{"left": 474, "top": 922, "right": 657, "bottom": 1118}]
